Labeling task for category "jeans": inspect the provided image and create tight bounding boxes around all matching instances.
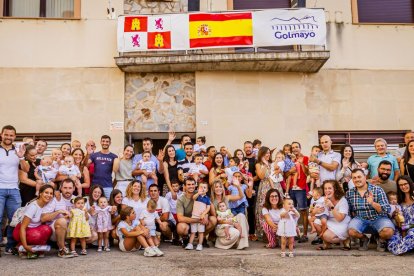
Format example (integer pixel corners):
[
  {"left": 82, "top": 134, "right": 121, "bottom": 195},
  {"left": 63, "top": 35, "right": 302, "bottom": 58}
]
[
  {"left": 349, "top": 216, "right": 395, "bottom": 235},
  {"left": 102, "top": 187, "right": 113, "bottom": 200},
  {"left": 0, "top": 188, "right": 22, "bottom": 249}
]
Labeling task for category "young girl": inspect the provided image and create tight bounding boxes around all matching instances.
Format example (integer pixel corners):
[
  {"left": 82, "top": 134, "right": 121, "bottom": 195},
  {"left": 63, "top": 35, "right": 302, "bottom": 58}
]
[
  {"left": 95, "top": 196, "right": 114, "bottom": 252},
  {"left": 194, "top": 136, "right": 207, "bottom": 155},
  {"left": 277, "top": 198, "right": 299, "bottom": 257},
  {"left": 139, "top": 199, "right": 163, "bottom": 247},
  {"left": 188, "top": 154, "right": 209, "bottom": 183},
  {"left": 67, "top": 197, "right": 91, "bottom": 256},
  {"left": 216, "top": 201, "right": 242, "bottom": 240},
  {"left": 117, "top": 207, "right": 163, "bottom": 256}
]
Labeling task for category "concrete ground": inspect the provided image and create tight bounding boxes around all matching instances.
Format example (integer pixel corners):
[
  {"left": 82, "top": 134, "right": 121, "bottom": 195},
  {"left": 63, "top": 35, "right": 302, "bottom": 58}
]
[{"left": 1, "top": 238, "right": 413, "bottom": 276}]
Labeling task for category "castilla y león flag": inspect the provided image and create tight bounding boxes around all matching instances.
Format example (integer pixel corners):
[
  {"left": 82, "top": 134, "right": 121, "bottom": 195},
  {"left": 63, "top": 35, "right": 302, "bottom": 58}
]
[{"left": 189, "top": 13, "right": 253, "bottom": 48}]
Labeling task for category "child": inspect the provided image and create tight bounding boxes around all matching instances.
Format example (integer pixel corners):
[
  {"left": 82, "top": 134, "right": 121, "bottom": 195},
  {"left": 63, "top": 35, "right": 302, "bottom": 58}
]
[
  {"left": 117, "top": 207, "right": 163, "bottom": 256},
  {"left": 186, "top": 182, "right": 211, "bottom": 251},
  {"left": 387, "top": 191, "right": 404, "bottom": 227},
  {"left": 308, "top": 145, "right": 321, "bottom": 194},
  {"left": 270, "top": 151, "right": 286, "bottom": 197},
  {"left": 252, "top": 139, "right": 262, "bottom": 157},
  {"left": 217, "top": 201, "right": 242, "bottom": 240},
  {"left": 34, "top": 156, "right": 58, "bottom": 195},
  {"left": 194, "top": 136, "right": 207, "bottom": 155},
  {"left": 277, "top": 198, "right": 300, "bottom": 258},
  {"left": 59, "top": 155, "right": 81, "bottom": 179},
  {"left": 95, "top": 196, "right": 114, "bottom": 252},
  {"left": 188, "top": 154, "right": 209, "bottom": 183},
  {"left": 139, "top": 199, "right": 163, "bottom": 247},
  {"left": 308, "top": 187, "right": 329, "bottom": 234},
  {"left": 67, "top": 197, "right": 91, "bottom": 256},
  {"left": 51, "top": 148, "right": 63, "bottom": 170},
  {"left": 282, "top": 144, "right": 299, "bottom": 192},
  {"left": 138, "top": 151, "right": 158, "bottom": 187},
  {"left": 165, "top": 180, "right": 183, "bottom": 223},
  {"left": 225, "top": 157, "right": 241, "bottom": 184}
]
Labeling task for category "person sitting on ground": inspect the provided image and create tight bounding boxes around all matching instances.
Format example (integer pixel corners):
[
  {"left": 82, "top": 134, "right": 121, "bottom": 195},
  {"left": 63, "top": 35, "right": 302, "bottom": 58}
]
[
  {"left": 262, "top": 189, "right": 283, "bottom": 249},
  {"left": 308, "top": 187, "right": 329, "bottom": 235},
  {"left": 139, "top": 199, "right": 163, "bottom": 250},
  {"left": 216, "top": 201, "right": 242, "bottom": 240}
]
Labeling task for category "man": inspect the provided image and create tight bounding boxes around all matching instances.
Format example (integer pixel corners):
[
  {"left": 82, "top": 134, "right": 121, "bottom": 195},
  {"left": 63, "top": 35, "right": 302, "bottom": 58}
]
[
  {"left": 310, "top": 135, "right": 341, "bottom": 183},
  {"left": 41, "top": 178, "right": 76, "bottom": 258},
  {"left": 35, "top": 139, "right": 48, "bottom": 159},
  {"left": 243, "top": 141, "right": 258, "bottom": 240},
  {"left": 89, "top": 135, "right": 118, "bottom": 198},
  {"left": 148, "top": 184, "right": 177, "bottom": 243},
  {"left": 85, "top": 139, "right": 96, "bottom": 155},
  {"left": 177, "top": 142, "right": 195, "bottom": 183},
  {"left": 370, "top": 160, "right": 397, "bottom": 194},
  {"left": 0, "top": 125, "right": 26, "bottom": 254},
  {"left": 131, "top": 137, "right": 164, "bottom": 191},
  {"left": 346, "top": 169, "right": 394, "bottom": 251},
  {"left": 367, "top": 138, "right": 400, "bottom": 181},
  {"left": 394, "top": 131, "right": 414, "bottom": 162},
  {"left": 291, "top": 141, "right": 310, "bottom": 243},
  {"left": 176, "top": 178, "right": 217, "bottom": 247},
  {"left": 176, "top": 135, "right": 191, "bottom": 161},
  {"left": 203, "top": 146, "right": 216, "bottom": 172}
]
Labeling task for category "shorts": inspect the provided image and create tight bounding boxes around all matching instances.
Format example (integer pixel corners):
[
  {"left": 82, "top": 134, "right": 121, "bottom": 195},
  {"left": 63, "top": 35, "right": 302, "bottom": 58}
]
[
  {"left": 289, "top": 189, "right": 308, "bottom": 211},
  {"left": 316, "top": 214, "right": 328, "bottom": 221},
  {"left": 348, "top": 216, "right": 395, "bottom": 235},
  {"left": 49, "top": 219, "right": 69, "bottom": 242},
  {"left": 191, "top": 223, "right": 205, "bottom": 233},
  {"left": 118, "top": 239, "right": 139, "bottom": 252},
  {"left": 150, "top": 228, "right": 156, "bottom": 237}
]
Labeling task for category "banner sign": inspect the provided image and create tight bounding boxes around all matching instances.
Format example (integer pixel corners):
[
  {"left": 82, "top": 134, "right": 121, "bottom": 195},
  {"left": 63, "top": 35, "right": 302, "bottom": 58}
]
[{"left": 117, "top": 9, "right": 325, "bottom": 52}]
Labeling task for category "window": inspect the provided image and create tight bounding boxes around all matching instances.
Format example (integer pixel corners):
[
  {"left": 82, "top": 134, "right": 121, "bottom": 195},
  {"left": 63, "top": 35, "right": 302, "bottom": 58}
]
[
  {"left": 14, "top": 132, "right": 72, "bottom": 156},
  {"left": 352, "top": 0, "right": 414, "bottom": 24},
  {"left": 1, "top": 0, "right": 81, "bottom": 19},
  {"left": 231, "top": 0, "right": 291, "bottom": 10}
]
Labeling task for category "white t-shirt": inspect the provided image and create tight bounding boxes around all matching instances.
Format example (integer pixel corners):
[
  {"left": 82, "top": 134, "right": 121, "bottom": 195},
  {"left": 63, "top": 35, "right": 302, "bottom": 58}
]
[
  {"left": 262, "top": 207, "right": 282, "bottom": 224},
  {"left": 139, "top": 209, "right": 159, "bottom": 230},
  {"left": 154, "top": 196, "right": 175, "bottom": 223},
  {"left": 122, "top": 197, "right": 149, "bottom": 222},
  {"left": 42, "top": 195, "right": 75, "bottom": 224},
  {"left": 188, "top": 163, "right": 207, "bottom": 174},
  {"left": 117, "top": 220, "right": 139, "bottom": 240},
  {"left": 165, "top": 191, "right": 183, "bottom": 215},
  {"left": 24, "top": 201, "right": 44, "bottom": 228}
]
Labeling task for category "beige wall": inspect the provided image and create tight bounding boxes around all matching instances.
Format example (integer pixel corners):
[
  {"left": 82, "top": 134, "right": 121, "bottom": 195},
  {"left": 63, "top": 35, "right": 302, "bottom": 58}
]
[
  {"left": 196, "top": 70, "right": 414, "bottom": 153},
  {"left": 0, "top": 68, "right": 125, "bottom": 154}
]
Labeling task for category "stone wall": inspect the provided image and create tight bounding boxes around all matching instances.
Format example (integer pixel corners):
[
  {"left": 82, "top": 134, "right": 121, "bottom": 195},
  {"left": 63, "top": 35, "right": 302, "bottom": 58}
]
[
  {"left": 124, "top": 0, "right": 188, "bottom": 14},
  {"left": 125, "top": 73, "right": 196, "bottom": 132}
]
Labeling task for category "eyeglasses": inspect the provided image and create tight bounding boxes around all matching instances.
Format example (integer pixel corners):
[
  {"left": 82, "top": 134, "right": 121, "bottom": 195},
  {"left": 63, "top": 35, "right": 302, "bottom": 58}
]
[
  {"left": 270, "top": 195, "right": 278, "bottom": 198},
  {"left": 398, "top": 182, "right": 409, "bottom": 187}
]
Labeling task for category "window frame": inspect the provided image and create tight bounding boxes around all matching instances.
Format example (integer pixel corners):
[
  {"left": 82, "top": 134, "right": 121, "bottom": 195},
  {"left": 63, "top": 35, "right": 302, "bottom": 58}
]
[
  {"left": 351, "top": 0, "right": 414, "bottom": 25},
  {"left": 0, "top": 0, "right": 81, "bottom": 20}
]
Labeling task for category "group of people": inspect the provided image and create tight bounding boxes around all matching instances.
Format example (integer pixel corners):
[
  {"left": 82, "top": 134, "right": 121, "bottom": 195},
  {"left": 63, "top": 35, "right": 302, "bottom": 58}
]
[{"left": 1, "top": 125, "right": 413, "bottom": 259}]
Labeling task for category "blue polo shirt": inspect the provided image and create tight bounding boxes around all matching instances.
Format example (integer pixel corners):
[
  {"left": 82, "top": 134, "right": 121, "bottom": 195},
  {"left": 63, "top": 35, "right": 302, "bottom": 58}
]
[
  {"left": 132, "top": 153, "right": 160, "bottom": 189},
  {"left": 367, "top": 153, "right": 399, "bottom": 180}
]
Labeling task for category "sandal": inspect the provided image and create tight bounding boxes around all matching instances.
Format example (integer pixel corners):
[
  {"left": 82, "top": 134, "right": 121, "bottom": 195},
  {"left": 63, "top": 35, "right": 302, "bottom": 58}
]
[
  {"left": 97, "top": 247, "right": 102, "bottom": 252},
  {"left": 317, "top": 241, "right": 332, "bottom": 250},
  {"left": 80, "top": 249, "right": 88, "bottom": 255},
  {"left": 280, "top": 252, "right": 286, "bottom": 258},
  {"left": 104, "top": 247, "right": 111, "bottom": 252},
  {"left": 249, "top": 234, "right": 258, "bottom": 241},
  {"left": 70, "top": 250, "right": 79, "bottom": 257},
  {"left": 342, "top": 239, "right": 351, "bottom": 251},
  {"left": 288, "top": 252, "right": 294, "bottom": 258},
  {"left": 265, "top": 244, "right": 276, "bottom": 249}
]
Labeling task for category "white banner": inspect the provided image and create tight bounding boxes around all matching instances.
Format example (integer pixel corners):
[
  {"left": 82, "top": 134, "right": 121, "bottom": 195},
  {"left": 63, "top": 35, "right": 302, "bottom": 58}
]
[{"left": 253, "top": 9, "right": 326, "bottom": 47}]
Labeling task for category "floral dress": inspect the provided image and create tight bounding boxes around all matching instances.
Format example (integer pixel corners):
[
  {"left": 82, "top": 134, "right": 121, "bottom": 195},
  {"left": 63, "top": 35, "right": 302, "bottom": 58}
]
[
  {"left": 67, "top": 208, "right": 91, "bottom": 238},
  {"left": 388, "top": 203, "right": 414, "bottom": 255}
]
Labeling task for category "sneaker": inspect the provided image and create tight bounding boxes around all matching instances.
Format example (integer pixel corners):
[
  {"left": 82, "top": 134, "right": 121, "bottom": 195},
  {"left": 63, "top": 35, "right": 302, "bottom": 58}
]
[
  {"left": 182, "top": 237, "right": 190, "bottom": 248},
  {"left": 358, "top": 236, "right": 370, "bottom": 251},
  {"left": 153, "top": 247, "right": 164, "bottom": 256},
  {"left": 311, "top": 237, "right": 323, "bottom": 245},
  {"left": 26, "top": 252, "right": 38, "bottom": 259},
  {"left": 288, "top": 252, "right": 294, "bottom": 258},
  {"left": 185, "top": 243, "right": 194, "bottom": 250},
  {"left": 376, "top": 239, "right": 387, "bottom": 252},
  {"left": 4, "top": 247, "right": 18, "bottom": 256},
  {"left": 104, "top": 247, "right": 111, "bottom": 252},
  {"left": 280, "top": 252, "right": 286, "bottom": 258},
  {"left": 97, "top": 247, "right": 102, "bottom": 252},
  {"left": 196, "top": 244, "right": 203, "bottom": 251},
  {"left": 298, "top": 236, "right": 308, "bottom": 243},
  {"left": 58, "top": 248, "right": 75, "bottom": 258},
  {"left": 143, "top": 247, "right": 157, "bottom": 257}
]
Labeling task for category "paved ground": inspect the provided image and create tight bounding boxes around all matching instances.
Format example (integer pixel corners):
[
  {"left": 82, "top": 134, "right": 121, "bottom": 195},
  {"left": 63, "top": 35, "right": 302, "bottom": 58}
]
[{"left": 1, "top": 238, "right": 413, "bottom": 276}]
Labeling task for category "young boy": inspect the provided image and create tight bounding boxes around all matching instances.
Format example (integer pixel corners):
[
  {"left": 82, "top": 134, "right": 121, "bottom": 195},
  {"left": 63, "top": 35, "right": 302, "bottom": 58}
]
[
  {"left": 138, "top": 151, "right": 158, "bottom": 187},
  {"left": 139, "top": 199, "right": 163, "bottom": 247},
  {"left": 282, "top": 144, "right": 299, "bottom": 191},
  {"left": 34, "top": 156, "right": 58, "bottom": 195},
  {"left": 225, "top": 157, "right": 241, "bottom": 185},
  {"left": 186, "top": 182, "right": 211, "bottom": 251},
  {"left": 308, "top": 187, "right": 329, "bottom": 234},
  {"left": 165, "top": 179, "right": 183, "bottom": 223},
  {"left": 188, "top": 154, "right": 208, "bottom": 183},
  {"left": 308, "top": 145, "right": 321, "bottom": 194},
  {"left": 58, "top": 155, "right": 81, "bottom": 179}
]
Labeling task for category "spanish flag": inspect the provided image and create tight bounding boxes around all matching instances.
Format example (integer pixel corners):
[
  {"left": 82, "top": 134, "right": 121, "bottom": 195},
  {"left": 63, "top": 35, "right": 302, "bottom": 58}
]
[{"left": 189, "top": 13, "right": 253, "bottom": 48}]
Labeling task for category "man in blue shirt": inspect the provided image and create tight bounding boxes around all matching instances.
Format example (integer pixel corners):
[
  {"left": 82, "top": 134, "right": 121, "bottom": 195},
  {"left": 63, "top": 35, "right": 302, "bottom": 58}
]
[
  {"left": 176, "top": 134, "right": 191, "bottom": 162},
  {"left": 367, "top": 138, "right": 400, "bottom": 181}
]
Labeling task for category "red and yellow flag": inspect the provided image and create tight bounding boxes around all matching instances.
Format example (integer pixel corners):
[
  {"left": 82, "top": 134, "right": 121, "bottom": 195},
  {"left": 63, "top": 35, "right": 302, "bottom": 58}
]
[
  {"left": 124, "top": 16, "right": 148, "bottom": 32},
  {"left": 147, "top": 32, "right": 171, "bottom": 49},
  {"left": 189, "top": 13, "right": 253, "bottom": 48}
]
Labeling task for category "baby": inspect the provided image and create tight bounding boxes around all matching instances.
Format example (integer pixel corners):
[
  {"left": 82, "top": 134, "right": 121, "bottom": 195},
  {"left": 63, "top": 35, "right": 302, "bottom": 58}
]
[
  {"left": 282, "top": 144, "right": 299, "bottom": 191},
  {"left": 188, "top": 154, "right": 208, "bottom": 183},
  {"left": 308, "top": 187, "right": 329, "bottom": 234},
  {"left": 225, "top": 157, "right": 241, "bottom": 184},
  {"left": 51, "top": 148, "right": 63, "bottom": 170},
  {"left": 95, "top": 197, "right": 114, "bottom": 252},
  {"left": 193, "top": 136, "right": 207, "bottom": 155},
  {"left": 139, "top": 199, "right": 163, "bottom": 247},
  {"left": 252, "top": 139, "right": 262, "bottom": 157},
  {"left": 217, "top": 201, "right": 242, "bottom": 240},
  {"left": 34, "top": 156, "right": 58, "bottom": 195},
  {"left": 138, "top": 151, "right": 158, "bottom": 187},
  {"left": 308, "top": 145, "right": 321, "bottom": 193},
  {"left": 387, "top": 191, "right": 404, "bottom": 228},
  {"left": 270, "top": 151, "right": 285, "bottom": 184},
  {"left": 59, "top": 155, "right": 81, "bottom": 179}
]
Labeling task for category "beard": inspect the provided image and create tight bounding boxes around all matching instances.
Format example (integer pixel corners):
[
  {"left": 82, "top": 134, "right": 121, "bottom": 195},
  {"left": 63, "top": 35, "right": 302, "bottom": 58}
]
[{"left": 379, "top": 173, "right": 390, "bottom": 181}]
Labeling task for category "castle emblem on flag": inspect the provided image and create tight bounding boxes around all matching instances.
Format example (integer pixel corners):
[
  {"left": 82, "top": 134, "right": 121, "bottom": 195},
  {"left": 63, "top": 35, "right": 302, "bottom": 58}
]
[
  {"left": 131, "top": 18, "right": 141, "bottom": 31},
  {"left": 197, "top": 24, "right": 211, "bottom": 37},
  {"left": 154, "top": 34, "right": 164, "bottom": 48}
]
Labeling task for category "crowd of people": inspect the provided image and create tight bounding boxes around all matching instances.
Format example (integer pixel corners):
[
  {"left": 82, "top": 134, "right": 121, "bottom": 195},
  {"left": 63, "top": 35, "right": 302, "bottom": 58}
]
[{"left": 1, "top": 125, "right": 413, "bottom": 259}]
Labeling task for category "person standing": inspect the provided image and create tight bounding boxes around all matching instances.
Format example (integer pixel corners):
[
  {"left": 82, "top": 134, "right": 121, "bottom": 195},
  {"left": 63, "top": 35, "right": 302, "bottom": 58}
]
[
  {"left": 244, "top": 141, "right": 258, "bottom": 241},
  {"left": 0, "top": 125, "right": 27, "bottom": 254},
  {"left": 35, "top": 139, "right": 47, "bottom": 159},
  {"left": 367, "top": 138, "right": 400, "bottom": 181},
  {"left": 89, "top": 135, "right": 117, "bottom": 199},
  {"left": 310, "top": 135, "right": 341, "bottom": 183}
]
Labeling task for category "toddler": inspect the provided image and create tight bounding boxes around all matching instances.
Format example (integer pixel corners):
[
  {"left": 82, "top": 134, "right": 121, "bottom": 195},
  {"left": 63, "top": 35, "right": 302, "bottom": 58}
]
[
  {"left": 270, "top": 151, "right": 285, "bottom": 184},
  {"left": 217, "top": 201, "right": 242, "bottom": 240},
  {"left": 277, "top": 198, "right": 300, "bottom": 258},
  {"left": 282, "top": 144, "right": 299, "bottom": 191},
  {"left": 165, "top": 180, "right": 183, "bottom": 223},
  {"left": 252, "top": 139, "right": 262, "bottom": 157},
  {"left": 188, "top": 154, "right": 209, "bottom": 183},
  {"left": 308, "top": 145, "right": 321, "bottom": 193},
  {"left": 138, "top": 151, "right": 158, "bottom": 187},
  {"left": 139, "top": 199, "right": 163, "bottom": 247},
  {"left": 225, "top": 157, "right": 241, "bottom": 184},
  {"left": 95, "top": 196, "right": 114, "bottom": 252},
  {"left": 186, "top": 182, "right": 211, "bottom": 251},
  {"left": 308, "top": 187, "right": 329, "bottom": 234},
  {"left": 387, "top": 191, "right": 404, "bottom": 227},
  {"left": 51, "top": 148, "right": 63, "bottom": 170},
  {"left": 194, "top": 136, "right": 207, "bottom": 155},
  {"left": 67, "top": 197, "right": 91, "bottom": 256},
  {"left": 34, "top": 156, "right": 58, "bottom": 195},
  {"left": 59, "top": 155, "right": 81, "bottom": 179}
]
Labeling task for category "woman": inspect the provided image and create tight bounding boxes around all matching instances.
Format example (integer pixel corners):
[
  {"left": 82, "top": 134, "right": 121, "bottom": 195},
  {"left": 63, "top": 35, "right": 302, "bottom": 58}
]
[
  {"left": 113, "top": 145, "right": 134, "bottom": 196},
  {"left": 19, "top": 145, "right": 42, "bottom": 206},
  {"left": 121, "top": 180, "right": 149, "bottom": 221},
  {"left": 209, "top": 153, "right": 228, "bottom": 188},
  {"left": 72, "top": 148, "right": 91, "bottom": 196},
  {"left": 262, "top": 189, "right": 283, "bottom": 248},
  {"left": 313, "top": 180, "right": 351, "bottom": 250},
  {"left": 210, "top": 179, "right": 249, "bottom": 250},
  {"left": 388, "top": 176, "right": 414, "bottom": 255},
  {"left": 163, "top": 145, "right": 179, "bottom": 195},
  {"left": 336, "top": 144, "right": 359, "bottom": 192},
  {"left": 109, "top": 189, "right": 123, "bottom": 239},
  {"left": 13, "top": 185, "right": 54, "bottom": 258},
  {"left": 254, "top": 146, "right": 275, "bottom": 240},
  {"left": 60, "top": 143, "right": 72, "bottom": 158},
  {"left": 400, "top": 140, "right": 414, "bottom": 178},
  {"left": 85, "top": 185, "right": 104, "bottom": 244}
]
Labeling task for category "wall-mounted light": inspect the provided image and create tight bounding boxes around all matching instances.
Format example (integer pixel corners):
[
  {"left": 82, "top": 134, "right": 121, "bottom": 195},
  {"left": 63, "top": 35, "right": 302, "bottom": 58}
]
[
  {"left": 325, "top": 10, "right": 331, "bottom": 23},
  {"left": 335, "top": 11, "right": 343, "bottom": 24}
]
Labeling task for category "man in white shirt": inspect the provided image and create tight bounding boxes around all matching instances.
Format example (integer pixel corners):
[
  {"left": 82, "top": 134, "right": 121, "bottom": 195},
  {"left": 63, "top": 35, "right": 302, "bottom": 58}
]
[{"left": 310, "top": 135, "right": 341, "bottom": 183}]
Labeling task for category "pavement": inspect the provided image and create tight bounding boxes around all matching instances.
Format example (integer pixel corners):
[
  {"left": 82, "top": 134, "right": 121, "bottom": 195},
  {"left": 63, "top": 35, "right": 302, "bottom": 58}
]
[{"left": 1, "top": 235, "right": 413, "bottom": 276}]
